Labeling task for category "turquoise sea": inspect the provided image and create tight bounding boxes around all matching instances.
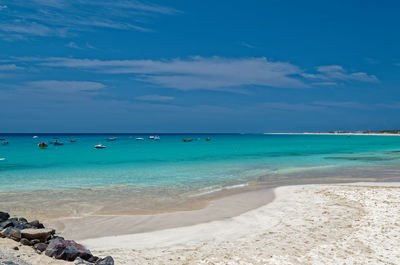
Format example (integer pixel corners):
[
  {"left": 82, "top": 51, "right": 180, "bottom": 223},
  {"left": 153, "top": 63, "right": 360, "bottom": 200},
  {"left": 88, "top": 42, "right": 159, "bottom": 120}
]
[{"left": 1, "top": 133, "right": 400, "bottom": 194}]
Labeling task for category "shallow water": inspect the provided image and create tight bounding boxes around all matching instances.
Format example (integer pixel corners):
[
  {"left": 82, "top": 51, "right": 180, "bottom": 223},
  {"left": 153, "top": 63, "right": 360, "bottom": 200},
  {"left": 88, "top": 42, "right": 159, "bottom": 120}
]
[{"left": 1, "top": 134, "right": 400, "bottom": 218}]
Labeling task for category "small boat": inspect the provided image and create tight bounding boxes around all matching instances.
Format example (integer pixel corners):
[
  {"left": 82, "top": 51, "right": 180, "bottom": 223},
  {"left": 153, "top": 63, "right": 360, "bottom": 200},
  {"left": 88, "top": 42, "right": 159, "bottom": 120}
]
[
  {"left": 94, "top": 144, "right": 106, "bottom": 149},
  {"left": 38, "top": 142, "right": 48, "bottom": 149},
  {"left": 154, "top": 135, "right": 160, "bottom": 140},
  {"left": 0, "top": 138, "right": 5, "bottom": 141},
  {"left": 70, "top": 139, "right": 77, "bottom": 142},
  {"left": 106, "top": 137, "right": 117, "bottom": 142},
  {"left": 205, "top": 137, "right": 211, "bottom": 141},
  {"left": 149, "top": 136, "right": 155, "bottom": 140},
  {"left": 53, "top": 140, "right": 64, "bottom": 146},
  {"left": 1, "top": 141, "right": 9, "bottom": 146},
  {"left": 187, "top": 138, "right": 193, "bottom": 142},
  {"left": 136, "top": 137, "right": 144, "bottom": 141},
  {"left": 33, "top": 136, "right": 39, "bottom": 139},
  {"left": 182, "top": 139, "right": 187, "bottom": 142}
]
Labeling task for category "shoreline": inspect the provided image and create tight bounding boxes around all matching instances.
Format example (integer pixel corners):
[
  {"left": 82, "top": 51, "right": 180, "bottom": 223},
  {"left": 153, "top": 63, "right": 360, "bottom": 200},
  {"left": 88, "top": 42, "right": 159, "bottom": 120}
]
[
  {"left": 50, "top": 176, "right": 385, "bottom": 241},
  {"left": 264, "top": 132, "right": 400, "bottom": 136},
  {"left": 53, "top": 186, "right": 275, "bottom": 240},
  {"left": 2, "top": 181, "right": 400, "bottom": 264},
  {"left": 84, "top": 182, "right": 400, "bottom": 264}
]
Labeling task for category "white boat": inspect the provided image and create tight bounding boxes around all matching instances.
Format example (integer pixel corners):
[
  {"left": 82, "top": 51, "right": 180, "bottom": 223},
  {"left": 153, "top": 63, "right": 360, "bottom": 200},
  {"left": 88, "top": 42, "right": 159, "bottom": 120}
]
[
  {"left": 149, "top": 136, "right": 155, "bottom": 139},
  {"left": 136, "top": 137, "right": 144, "bottom": 141},
  {"left": 94, "top": 144, "right": 106, "bottom": 149},
  {"left": 106, "top": 137, "right": 117, "bottom": 142},
  {"left": 33, "top": 136, "right": 39, "bottom": 139},
  {"left": 154, "top": 135, "right": 160, "bottom": 140}
]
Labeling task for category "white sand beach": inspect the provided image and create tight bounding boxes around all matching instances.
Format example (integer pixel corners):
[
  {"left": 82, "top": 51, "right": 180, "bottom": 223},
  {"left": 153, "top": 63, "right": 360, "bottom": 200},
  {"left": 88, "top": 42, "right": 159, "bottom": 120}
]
[
  {"left": 2, "top": 182, "right": 400, "bottom": 264},
  {"left": 82, "top": 182, "right": 400, "bottom": 264}
]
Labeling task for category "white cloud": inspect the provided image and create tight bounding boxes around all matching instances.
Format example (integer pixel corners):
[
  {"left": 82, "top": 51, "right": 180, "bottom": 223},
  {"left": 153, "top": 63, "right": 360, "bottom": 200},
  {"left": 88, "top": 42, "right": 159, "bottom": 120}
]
[
  {"left": 65, "top": 42, "right": 82, "bottom": 49},
  {"left": 313, "top": 101, "right": 369, "bottom": 110},
  {"left": 305, "top": 65, "right": 379, "bottom": 83},
  {"left": 37, "top": 56, "right": 308, "bottom": 91},
  {"left": 28, "top": 80, "right": 105, "bottom": 93},
  {"left": 6, "top": 56, "right": 379, "bottom": 92},
  {"left": 240, "top": 41, "right": 255, "bottom": 49},
  {"left": 0, "top": 0, "right": 179, "bottom": 38},
  {"left": 135, "top": 94, "right": 175, "bottom": 101},
  {"left": 0, "top": 64, "right": 23, "bottom": 71}
]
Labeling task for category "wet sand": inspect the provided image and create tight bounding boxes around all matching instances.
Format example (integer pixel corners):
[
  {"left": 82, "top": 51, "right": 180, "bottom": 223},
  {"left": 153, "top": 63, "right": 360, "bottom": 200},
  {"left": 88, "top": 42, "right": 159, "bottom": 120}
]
[
  {"left": 84, "top": 182, "right": 400, "bottom": 264},
  {"left": 54, "top": 187, "right": 275, "bottom": 240}
]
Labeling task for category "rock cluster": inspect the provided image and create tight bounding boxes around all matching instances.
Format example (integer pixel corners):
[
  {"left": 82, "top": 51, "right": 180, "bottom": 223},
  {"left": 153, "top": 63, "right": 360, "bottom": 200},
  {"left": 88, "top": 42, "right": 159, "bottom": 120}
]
[{"left": 0, "top": 212, "right": 113, "bottom": 265}]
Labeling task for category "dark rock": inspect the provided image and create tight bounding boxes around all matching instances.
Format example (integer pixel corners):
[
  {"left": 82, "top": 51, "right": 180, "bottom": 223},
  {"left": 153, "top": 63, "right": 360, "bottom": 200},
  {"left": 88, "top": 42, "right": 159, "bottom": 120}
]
[
  {"left": 45, "top": 237, "right": 93, "bottom": 262},
  {"left": 20, "top": 238, "right": 31, "bottom": 246},
  {"left": 14, "top": 222, "right": 32, "bottom": 230},
  {"left": 12, "top": 246, "right": 19, "bottom": 251},
  {"left": 28, "top": 220, "right": 45, "bottom": 229},
  {"left": 21, "top": 228, "right": 54, "bottom": 242},
  {"left": 30, "top": 239, "right": 40, "bottom": 245},
  {"left": 88, "top": 256, "right": 99, "bottom": 263},
  {"left": 0, "top": 212, "right": 9, "bottom": 222},
  {"left": 8, "top": 218, "right": 18, "bottom": 224},
  {"left": 18, "top": 218, "right": 28, "bottom": 223},
  {"left": 34, "top": 243, "right": 48, "bottom": 252},
  {"left": 74, "top": 257, "right": 93, "bottom": 265},
  {"left": 0, "top": 220, "right": 14, "bottom": 230},
  {"left": 95, "top": 256, "right": 114, "bottom": 265},
  {"left": 2, "top": 227, "right": 21, "bottom": 241}
]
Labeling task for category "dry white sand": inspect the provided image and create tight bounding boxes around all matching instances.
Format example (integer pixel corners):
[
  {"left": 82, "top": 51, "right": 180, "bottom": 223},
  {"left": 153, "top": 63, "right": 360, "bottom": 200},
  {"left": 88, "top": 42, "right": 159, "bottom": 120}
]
[
  {"left": 2, "top": 182, "right": 400, "bottom": 264},
  {"left": 83, "top": 183, "right": 400, "bottom": 264}
]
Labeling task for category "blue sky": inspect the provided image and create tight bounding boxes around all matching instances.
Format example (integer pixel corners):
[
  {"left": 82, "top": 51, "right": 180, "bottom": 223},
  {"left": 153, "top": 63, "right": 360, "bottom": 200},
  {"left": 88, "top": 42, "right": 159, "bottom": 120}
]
[{"left": 0, "top": 0, "right": 399, "bottom": 133}]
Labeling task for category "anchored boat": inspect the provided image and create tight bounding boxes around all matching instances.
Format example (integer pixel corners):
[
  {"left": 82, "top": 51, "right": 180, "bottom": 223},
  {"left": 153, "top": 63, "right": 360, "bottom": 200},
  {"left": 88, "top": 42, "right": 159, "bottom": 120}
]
[{"left": 38, "top": 142, "right": 48, "bottom": 149}]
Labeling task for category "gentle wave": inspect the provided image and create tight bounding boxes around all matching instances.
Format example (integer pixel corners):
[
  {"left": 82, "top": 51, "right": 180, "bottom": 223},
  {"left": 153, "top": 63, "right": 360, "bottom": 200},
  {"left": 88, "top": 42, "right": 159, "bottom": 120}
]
[{"left": 190, "top": 183, "right": 249, "bottom": 197}]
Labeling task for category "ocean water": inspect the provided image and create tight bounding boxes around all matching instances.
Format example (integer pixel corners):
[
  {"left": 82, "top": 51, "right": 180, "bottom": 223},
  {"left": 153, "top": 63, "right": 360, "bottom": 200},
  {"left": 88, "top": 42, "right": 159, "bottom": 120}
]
[{"left": 1, "top": 133, "right": 400, "bottom": 194}]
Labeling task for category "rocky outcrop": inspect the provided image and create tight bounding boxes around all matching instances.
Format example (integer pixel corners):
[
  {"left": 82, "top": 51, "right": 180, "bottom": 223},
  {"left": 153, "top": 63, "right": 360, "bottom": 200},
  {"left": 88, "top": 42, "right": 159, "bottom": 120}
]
[
  {"left": 95, "top": 256, "right": 114, "bottom": 265},
  {"left": 0, "top": 212, "right": 9, "bottom": 222},
  {"left": 45, "top": 237, "right": 93, "bottom": 261},
  {"left": 21, "top": 228, "right": 54, "bottom": 242},
  {"left": 0, "top": 211, "right": 114, "bottom": 264}
]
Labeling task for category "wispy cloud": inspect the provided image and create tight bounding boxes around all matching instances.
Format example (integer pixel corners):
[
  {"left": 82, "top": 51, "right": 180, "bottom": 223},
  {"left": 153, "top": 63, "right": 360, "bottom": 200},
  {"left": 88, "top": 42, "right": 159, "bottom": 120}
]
[
  {"left": 65, "top": 42, "right": 82, "bottom": 50},
  {"left": 27, "top": 80, "right": 105, "bottom": 93},
  {"left": 312, "top": 101, "right": 370, "bottom": 110},
  {"left": 240, "top": 41, "right": 255, "bottom": 49},
  {"left": 4, "top": 56, "right": 379, "bottom": 92},
  {"left": 0, "top": 0, "right": 179, "bottom": 39},
  {"left": 135, "top": 94, "right": 175, "bottom": 102},
  {"left": 304, "top": 65, "right": 378, "bottom": 83},
  {"left": 0, "top": 64, "right": 23, "bottom": 71},
  {"left": 65, "top": 41, "right": 96, "bottom": 50},
  {"left": 34, "top": 56, "right": 308, "bottom": 91}
]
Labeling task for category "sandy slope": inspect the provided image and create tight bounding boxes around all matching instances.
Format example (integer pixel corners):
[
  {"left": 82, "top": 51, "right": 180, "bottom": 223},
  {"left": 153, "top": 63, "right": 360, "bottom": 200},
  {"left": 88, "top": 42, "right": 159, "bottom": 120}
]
[
  {"left": 84, "top": 183, "right": 400, "bottom": 264},
  {"left": 2, "top": 182, "right": 400, "bottom": 264}
]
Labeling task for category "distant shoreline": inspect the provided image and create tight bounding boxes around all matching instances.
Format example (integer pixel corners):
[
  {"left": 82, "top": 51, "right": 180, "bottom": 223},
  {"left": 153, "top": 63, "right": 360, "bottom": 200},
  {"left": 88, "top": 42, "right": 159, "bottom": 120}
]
[{"left": 264, "top": 132, "right": 400, "bottom": 136}]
